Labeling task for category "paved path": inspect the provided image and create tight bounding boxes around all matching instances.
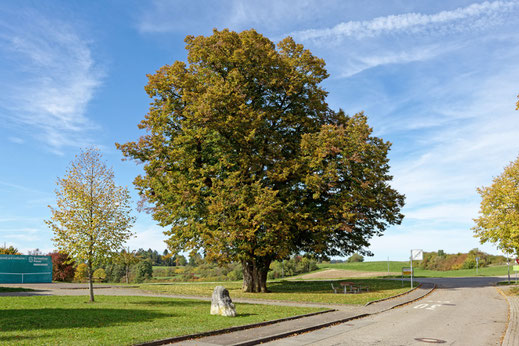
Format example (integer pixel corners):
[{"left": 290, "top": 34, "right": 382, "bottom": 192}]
[
  {"left": 262, "top": 277, "right": 508, "bottom": 346},
  {"left": 3, "top": 278, "right": 516, "bottom": 346},
  {"left": 176, "top": 283, "right": 435, "bottom": 345}
]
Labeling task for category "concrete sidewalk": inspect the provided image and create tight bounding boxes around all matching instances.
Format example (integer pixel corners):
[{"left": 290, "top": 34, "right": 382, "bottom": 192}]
[{"left": 167, "top": 283, "right": 435, "bottom": 346}]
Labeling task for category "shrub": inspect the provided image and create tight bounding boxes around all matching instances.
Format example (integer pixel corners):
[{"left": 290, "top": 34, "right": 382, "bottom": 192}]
[
  {"left": 133, "top": 260, "right": 153, "bottom": 283},
  {"left": 49, "top": 252, "right": 75, "bottom": 282},
  {"left": 93, "top": 268, "right": 107, "bottom": 282},
  {"left": 346, "top": 253, "right": 364, "bottom": 263},
  {"left": 74, "top": 263, "right": 88, "bottom": 283}
]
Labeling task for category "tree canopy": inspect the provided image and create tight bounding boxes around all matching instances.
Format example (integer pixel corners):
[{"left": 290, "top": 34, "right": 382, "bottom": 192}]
[
  {"left": 46, "top": 147, "right": 135, "bottom": 301},
  {"left": 473, "top": 155, "right": 519, "bottom": 256},
  {"left": 117, "top": 29, "right": 404, "bottom": 292}
]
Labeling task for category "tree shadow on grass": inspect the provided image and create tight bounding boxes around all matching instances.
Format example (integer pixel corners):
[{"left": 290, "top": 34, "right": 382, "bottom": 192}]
[{"left": 0, "top": 308, "right": 169, "bottom": 332}]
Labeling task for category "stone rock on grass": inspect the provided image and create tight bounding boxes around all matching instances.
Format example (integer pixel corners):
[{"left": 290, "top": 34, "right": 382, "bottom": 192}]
[{"left": 210, "top": 286, "right": 236, "bottom": 317}]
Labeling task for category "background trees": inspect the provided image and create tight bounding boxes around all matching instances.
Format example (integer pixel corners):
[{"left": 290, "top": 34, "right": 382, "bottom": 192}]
[
  {"left": 46, "top": 147, "right": 135, "bottom": 301},
  {"left": 118, "top": 29, "right": 404, "bottom": 292},
  {"left": 0, "top": 246, "right": 20, "bottom": 255}
]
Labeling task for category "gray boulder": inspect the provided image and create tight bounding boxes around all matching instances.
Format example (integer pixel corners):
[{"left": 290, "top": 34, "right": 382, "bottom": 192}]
[{"left": 210, "top": 286, "right": 236, "bottom": 317}]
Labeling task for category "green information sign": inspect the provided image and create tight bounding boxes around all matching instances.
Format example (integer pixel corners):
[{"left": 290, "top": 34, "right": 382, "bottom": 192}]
[
  {"left": 0, "top": 255, "right": 52, "bottom": 283},
  {"left": 513, "top": 265, "right": 519, "bottom": 272}
]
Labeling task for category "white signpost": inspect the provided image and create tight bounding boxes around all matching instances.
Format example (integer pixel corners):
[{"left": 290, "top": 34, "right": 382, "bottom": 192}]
[{"left": 410, "top": 249, "right": 423, "bottom": 289}]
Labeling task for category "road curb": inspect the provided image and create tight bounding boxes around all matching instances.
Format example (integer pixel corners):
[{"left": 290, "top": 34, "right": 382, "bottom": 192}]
[
  {"left": 133, "top": 308, "right": 335, "bottom": 346},
  {"left": 232, "top": 313, "right": 371, "bottom": 346},
  {"left": 497, "top": 286, "right": 519, "bottom": 346},
  {"left": 210, "top": 284, "right": 437, "bottom": 346},
  {"left": 364, "top": 283, "right": 421, "bottom": 306}
]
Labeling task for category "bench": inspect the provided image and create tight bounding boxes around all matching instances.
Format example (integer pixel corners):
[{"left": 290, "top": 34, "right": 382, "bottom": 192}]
[{"left": 331, "top": 282, "right": 369, "bottom": 294}]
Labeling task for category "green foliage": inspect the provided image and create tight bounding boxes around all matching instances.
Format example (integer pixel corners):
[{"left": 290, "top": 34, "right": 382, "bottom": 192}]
[
  {"left": 74, "top": 263, "right": 89, "bottom": 283},
  {"left": 117, "top": 29, "right": 404, "bottom": 292},
  {"left": 473, "top": 155, "right": 519, "bottom": 256},
  {"left": 176, "top": 255, "right": 187, "bottom": 266},
  {"left": 268, "top": 256, "right": 318, "bottom": 279},
  {"left": 0, "top": 246, "right": 20, "bottom": 255},
  {"left": 93, "top": 268, "right": 107, "bottom": 282},
  {"left": 105, "top": 263, "right": 126, "bottom": 283},
  {"left": 46, "top": 147, "right": 135, "bottom": 301},
  {"left": 346, "top": 253, "right": 364, "bottom": 263},
  {"left": 418, "top": 249, "right": 505, "bottom": 271},
  {"left": 133, "top": 260, "right": 153, "bottom": 283}
]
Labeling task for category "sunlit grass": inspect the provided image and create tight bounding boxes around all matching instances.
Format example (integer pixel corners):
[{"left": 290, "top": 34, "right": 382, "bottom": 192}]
[
  {"left": 0, "top": 295, "right": 322, "bottom": 345},
  {"left": 140, "top": 279, "right": 413, "bottom": 305}
]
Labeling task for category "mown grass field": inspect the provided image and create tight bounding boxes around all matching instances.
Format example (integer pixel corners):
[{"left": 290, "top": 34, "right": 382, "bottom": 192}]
[
  {"left": 0, "top": 295, "right": 322, "bottom": 345},
  {"left": 320, "top": 261, "right": 509, "bottom": 277},
  {"left": 140, "top": 279, "right": 414, "bottom": 305}
]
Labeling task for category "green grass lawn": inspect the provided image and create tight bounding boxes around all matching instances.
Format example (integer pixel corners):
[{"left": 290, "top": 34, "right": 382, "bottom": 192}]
[
  {"left": 0, "top": 295, "right": 322, "bottom": 345},
  {"left": 140, "top": 279, "right": 414, "bottom": 305},
  {"left": 320, "top": 261, "right": 509, "bottom": 277}
]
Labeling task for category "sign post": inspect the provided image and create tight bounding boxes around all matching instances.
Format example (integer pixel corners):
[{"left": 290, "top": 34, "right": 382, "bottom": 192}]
[
  {"left": 410, "top": 249, "right": 423, "bottom": 289},
  {"left": 513, "top": 265, "right": 519, "bottom": 284},
  {"left": 476, "top": 257, "right": 480, "bottom": 275},
  {"left": 402, "top": 267, "right": 412, "bottom": 287}
]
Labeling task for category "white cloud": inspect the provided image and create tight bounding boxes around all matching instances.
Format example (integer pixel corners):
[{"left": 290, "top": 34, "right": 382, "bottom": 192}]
[
  {"left": 125, "top": 224, "right": 169, "bottom": 252},
  {"left": 292, "top": 1, "right": 517, "bottom": 41},
  {"left": 338, "top": 43, "right": 455, "bottom": 78},
  {"left": 0, "top": 9, "right": 102, "bottom": 153}
]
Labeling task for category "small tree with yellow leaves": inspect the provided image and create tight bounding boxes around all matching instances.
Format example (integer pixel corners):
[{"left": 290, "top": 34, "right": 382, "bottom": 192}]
[{"left": 46, "top": 147, "right": 135, "bottom": 302}]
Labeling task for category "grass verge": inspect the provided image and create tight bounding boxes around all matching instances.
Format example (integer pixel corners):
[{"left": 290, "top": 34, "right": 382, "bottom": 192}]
[
  {"left": 0, "top": 295, "right": 322, "bottom": 345},
  {"left": 140, "top": 279, "right": 413, "bottom": 305}
]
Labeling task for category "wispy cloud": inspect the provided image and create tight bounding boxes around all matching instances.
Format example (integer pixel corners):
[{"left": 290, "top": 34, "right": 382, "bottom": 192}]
[
  {"left": 125, "top": 224, "right": 168, "bottom": 251},
  {"left": 292, "top": 1, "right": 517, "bottom": 42},
  {"left": 0, "top": 8, "right": 102, "bottom": 153}
]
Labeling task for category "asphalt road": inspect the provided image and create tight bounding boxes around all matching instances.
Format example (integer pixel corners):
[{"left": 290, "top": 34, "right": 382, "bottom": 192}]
[{"left": 265, "top": 277, "right": 509, "bottom": 346}]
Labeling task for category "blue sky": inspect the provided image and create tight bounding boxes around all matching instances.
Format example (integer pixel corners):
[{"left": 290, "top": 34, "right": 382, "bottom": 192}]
[{"left": 1, "top": 0, "right": 518, "bottom": 261}]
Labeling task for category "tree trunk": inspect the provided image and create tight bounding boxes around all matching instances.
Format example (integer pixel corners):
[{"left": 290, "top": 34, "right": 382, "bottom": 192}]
[
  {"left": 241, "top": 258, "right": 271, "bottom": 293},
  {"left": 88, "top": 262, "right": 95, "bottom": 302}
]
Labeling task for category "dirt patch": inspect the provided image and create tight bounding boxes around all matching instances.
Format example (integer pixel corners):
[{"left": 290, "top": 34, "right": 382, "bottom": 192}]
[{"left": 296, "top": 269, "right": 399, "bottom": 279}]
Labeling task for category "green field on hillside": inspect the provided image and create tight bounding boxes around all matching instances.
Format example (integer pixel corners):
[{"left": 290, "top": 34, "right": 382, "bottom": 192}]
[{"left": 320, "top": 261, "right": 509, "bottom": 277}]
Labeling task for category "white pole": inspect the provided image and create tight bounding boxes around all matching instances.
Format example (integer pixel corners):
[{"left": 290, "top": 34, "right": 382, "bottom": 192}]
[
  {"left": 410, "top": 251, "right": 413, "bottom": 289},
  {"left": 508, "top": 256, "right": 511, "bottom": 284}
]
